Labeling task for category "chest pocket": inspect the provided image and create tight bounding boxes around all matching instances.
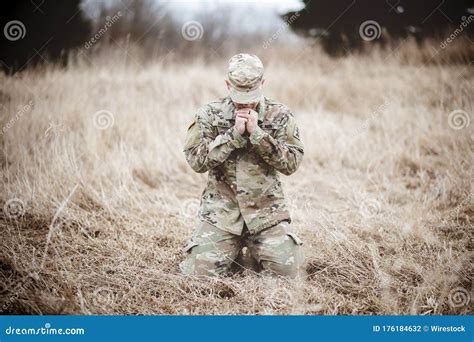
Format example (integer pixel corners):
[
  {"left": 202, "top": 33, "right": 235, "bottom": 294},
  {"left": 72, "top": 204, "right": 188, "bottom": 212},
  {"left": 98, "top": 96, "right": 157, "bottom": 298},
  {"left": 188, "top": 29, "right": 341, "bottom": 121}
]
[{"left": 212, "top": 118, "right": 232, "bottom": 135}]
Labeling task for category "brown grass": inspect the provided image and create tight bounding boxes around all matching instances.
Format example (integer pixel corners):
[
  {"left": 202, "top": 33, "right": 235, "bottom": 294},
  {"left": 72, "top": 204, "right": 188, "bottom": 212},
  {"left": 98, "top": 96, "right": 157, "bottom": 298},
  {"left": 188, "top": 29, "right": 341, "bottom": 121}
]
[{"left": 0, "top": 42, "right": 472, "bottom": 315}]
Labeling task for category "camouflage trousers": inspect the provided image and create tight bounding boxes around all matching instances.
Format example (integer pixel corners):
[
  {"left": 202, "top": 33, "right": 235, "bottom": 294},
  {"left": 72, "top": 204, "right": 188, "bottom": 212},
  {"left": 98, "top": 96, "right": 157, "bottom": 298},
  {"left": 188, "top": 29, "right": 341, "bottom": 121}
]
[{"left": 180, "top": 220, "right": 304, "bottom": 278}]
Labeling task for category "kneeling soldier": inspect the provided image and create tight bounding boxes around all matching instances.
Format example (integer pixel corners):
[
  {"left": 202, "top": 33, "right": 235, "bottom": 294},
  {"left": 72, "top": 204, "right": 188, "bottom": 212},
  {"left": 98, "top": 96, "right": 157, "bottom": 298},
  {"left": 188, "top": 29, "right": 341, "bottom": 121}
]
[{"left": 180, "top": 53, "right": 305, "bottom": 278}]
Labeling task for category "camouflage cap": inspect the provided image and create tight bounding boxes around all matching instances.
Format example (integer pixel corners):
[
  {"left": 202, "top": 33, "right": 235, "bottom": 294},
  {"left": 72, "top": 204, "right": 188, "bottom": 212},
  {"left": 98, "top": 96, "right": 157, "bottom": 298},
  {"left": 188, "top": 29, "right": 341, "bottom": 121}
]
[{"left": 227, "top": 53, "right": 264, "bottom": 104}]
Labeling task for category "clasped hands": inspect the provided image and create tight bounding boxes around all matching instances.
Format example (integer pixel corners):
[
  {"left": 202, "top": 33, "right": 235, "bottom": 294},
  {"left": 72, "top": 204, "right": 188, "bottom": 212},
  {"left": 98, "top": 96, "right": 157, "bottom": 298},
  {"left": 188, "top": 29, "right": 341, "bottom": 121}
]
[{"left": 234, "top": 109, "right": 258, "bottom": 135}]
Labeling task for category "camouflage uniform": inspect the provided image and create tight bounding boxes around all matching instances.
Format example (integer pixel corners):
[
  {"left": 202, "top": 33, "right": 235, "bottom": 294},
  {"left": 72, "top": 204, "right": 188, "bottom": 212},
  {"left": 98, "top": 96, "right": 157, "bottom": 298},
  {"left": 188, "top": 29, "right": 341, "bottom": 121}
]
[{"left": 180, "top": 54, "right": 305, "bottom": 277}]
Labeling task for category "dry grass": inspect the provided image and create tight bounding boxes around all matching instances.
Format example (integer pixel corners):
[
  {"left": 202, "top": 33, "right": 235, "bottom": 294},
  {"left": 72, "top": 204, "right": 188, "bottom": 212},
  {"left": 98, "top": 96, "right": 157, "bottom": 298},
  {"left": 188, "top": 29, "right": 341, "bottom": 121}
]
[{"left": 0, "top": 42, "right": 472, "bottom": 315}]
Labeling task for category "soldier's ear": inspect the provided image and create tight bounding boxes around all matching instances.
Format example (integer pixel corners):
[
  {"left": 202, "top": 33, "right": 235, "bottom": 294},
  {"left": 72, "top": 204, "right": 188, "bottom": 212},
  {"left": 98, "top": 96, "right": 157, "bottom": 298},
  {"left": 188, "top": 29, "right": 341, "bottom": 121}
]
[
  {"left": 225, "top": 79, "right": 231, "bottom": 90},
  {"left": 261, "top": 79, "right": 266, "bottom": 86}
]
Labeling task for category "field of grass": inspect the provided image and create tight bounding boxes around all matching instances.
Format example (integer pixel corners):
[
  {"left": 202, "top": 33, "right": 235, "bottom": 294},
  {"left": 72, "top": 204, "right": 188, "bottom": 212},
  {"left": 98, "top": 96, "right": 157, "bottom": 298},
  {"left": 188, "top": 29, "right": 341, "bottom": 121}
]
[{"left": 0, "top": 42, "right": 472, "bottom": 315}]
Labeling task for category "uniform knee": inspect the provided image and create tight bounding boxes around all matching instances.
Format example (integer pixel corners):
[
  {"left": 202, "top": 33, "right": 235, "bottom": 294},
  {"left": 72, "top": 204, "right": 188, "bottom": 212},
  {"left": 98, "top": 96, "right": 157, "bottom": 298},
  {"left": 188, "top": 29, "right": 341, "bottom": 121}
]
[
  {"left": 260, "top": 255, "right": 301, "bottom": 278},
  {"left": 255, "top": 233, "right": 304, "bottom": 278},
  {"left": 180, "top": 248, "right": 233, "bottom": 276}
]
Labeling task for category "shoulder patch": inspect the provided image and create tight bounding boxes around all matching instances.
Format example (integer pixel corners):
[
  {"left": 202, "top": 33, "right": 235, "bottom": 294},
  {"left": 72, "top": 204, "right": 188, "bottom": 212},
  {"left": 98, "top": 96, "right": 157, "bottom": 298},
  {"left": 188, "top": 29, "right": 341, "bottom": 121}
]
[{"left": 196, "top": 105, "right": 211, "bottom": 118}]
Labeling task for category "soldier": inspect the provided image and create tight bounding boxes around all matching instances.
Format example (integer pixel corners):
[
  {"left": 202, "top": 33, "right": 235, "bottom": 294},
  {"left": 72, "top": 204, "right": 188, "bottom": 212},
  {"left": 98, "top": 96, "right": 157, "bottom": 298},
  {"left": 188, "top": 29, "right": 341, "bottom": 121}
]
[{"left": 180, "top": 53, "right": 305, "bottom": 278}]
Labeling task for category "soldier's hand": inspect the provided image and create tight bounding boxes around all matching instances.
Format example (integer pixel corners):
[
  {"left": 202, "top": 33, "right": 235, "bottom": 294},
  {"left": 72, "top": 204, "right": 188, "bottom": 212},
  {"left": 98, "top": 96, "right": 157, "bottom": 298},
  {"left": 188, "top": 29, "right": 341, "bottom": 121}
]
[
  {"left": 236, "top": 109, "right": 258, "bottom": 133},
  {"left": 234, "top": 115, "right": 247, "bottom": 135}
]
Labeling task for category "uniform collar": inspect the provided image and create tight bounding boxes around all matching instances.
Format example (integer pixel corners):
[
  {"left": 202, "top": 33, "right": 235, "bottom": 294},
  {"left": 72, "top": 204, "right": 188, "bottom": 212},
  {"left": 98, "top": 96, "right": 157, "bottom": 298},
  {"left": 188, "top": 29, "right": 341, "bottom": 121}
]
[
  {"left": 222, "top": 97, "right": 234, "bottom": 120},
  {"left": 223, "top": 96, "right": 266, "bottom": 122},
  {"left": 256, "top": 96, "right": 266, "bottom": 122}
]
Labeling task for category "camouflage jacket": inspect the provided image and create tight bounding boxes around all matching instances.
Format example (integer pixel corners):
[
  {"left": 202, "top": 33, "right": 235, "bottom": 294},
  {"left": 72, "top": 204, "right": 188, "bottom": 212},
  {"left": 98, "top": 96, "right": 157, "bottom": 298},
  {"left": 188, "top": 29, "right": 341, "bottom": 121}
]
[{"left": 183, "top": 96, "right": 304, "bottom": 235}]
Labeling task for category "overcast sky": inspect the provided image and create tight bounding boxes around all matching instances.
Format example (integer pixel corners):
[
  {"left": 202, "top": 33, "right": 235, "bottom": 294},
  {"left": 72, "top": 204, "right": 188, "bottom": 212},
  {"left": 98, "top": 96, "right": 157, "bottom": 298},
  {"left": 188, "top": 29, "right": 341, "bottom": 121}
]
[
  {"left": 81, "top": 0, "right": 304, "bottom": 35},
  {"left": 167, "top": 0, "right": 303, "bottom": 14}
]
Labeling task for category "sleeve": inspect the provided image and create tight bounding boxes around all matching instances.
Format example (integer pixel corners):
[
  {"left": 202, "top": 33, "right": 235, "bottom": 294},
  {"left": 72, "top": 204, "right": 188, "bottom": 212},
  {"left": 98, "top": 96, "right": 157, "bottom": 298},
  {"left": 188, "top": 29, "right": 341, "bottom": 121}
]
[
  {"left": 183, "top": 106, "right": 248, "bottom": 173},
  {"left": 248, "top": 111, "right": 304, "bottom": 176}
]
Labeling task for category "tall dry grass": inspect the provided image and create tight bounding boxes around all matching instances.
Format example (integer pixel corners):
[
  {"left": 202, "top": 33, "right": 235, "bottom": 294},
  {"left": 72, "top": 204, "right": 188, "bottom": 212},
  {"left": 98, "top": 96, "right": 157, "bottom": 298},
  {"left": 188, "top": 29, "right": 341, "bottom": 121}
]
[{"left": 0, "top": 42, "right": 472, "bottom": 315}]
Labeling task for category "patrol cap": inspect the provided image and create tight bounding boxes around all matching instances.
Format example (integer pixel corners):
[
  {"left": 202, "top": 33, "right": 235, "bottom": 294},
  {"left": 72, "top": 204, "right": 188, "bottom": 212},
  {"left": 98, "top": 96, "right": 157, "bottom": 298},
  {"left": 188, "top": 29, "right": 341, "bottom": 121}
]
[{"left": 227, "top": 53, "right": 264, "bottom": 104}]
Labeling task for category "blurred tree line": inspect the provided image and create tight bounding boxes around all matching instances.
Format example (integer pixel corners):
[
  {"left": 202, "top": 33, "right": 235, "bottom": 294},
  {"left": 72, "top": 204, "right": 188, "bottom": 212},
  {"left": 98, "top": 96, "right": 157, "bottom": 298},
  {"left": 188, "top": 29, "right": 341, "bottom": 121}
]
[
  {"left": 0, "top": 0, "right": 90, "bottom": 72},
  {"left": 0, "top": 0, "right": 269, "bottom": 72},
  {"left": 1, "top": 0, "right": 473, "bottom": 72},
  {"left": 286, "top": 0, "right": 474, "bottom": 55}
]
